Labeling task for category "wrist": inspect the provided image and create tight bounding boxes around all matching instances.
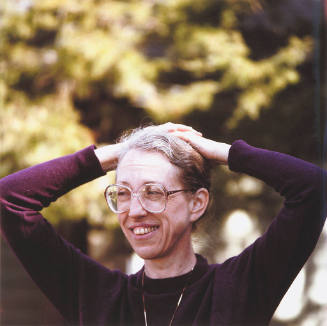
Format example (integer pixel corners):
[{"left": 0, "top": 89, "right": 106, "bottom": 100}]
[
  {"left": 94, "top": 144, "right": 121, "bottom": 172},
  {"left": 213, "top": 143, "right": 231, "bottom": 165}
]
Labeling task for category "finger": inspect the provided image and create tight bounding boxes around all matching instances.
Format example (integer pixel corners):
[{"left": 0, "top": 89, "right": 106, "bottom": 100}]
[
  {"left": 162, "top": 122, "right": 193, "bottom": 131},
  {"left": 163, "top": 123, "right": 202, "bottom": 136},
  {"left": 169, "top": 130, "right": 202, "bottom": 145},
  {"left": 174, "top": 127, "right": 202, "bottom": 136}
]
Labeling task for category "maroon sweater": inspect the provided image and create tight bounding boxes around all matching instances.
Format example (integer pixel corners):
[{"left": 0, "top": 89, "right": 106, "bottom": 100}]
[{"left": 0, "top": 140, "right": 326, "bottom": 325}]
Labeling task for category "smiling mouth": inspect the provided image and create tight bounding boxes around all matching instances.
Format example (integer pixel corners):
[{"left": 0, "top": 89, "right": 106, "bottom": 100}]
[{"left": 132, "top": 226, "right": 159, "bottom": 235}]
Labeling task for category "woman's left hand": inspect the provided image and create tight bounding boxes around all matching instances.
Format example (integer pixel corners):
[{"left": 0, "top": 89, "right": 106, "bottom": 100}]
[{"left": 159, "top": 123, "right": 231, "bottom": 165}]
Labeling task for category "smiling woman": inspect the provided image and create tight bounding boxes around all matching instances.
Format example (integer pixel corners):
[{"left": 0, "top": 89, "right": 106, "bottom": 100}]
[
  {"left": 115, "top": 149, "right": 206, "bottom": 276},
  {"left": 0, "top": 122, "right": 326, "bottom": 325}
]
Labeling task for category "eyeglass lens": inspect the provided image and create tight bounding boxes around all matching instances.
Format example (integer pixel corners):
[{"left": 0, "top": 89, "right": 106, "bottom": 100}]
[{"left": 106, "top": 184, "right": 166, "bottom": 213}]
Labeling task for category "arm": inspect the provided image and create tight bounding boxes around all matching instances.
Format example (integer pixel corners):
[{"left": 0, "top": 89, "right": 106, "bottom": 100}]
[
  {"left": 165, "top": 122, "right": 326, "bottom": 320},
  {"left": 225, "top": 140, "right": 326, "bottom": 320},
  {"left": 0, "top": 145, "right": 120, "bottom": 322}
]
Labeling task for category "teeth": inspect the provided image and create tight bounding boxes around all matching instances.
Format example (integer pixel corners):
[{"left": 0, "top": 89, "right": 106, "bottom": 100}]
[{"left": 133, "top": 226, "right": 158, "bottom": 235}]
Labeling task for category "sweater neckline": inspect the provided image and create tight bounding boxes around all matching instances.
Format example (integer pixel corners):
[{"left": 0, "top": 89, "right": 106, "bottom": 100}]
[{"left": 137, "top": 254, "right": 209, "bottom": 294}]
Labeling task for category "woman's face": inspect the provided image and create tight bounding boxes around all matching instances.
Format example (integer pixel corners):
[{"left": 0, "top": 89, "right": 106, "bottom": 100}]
[{"left": 116, "top": 149, "right": 195, "bottom": 261}]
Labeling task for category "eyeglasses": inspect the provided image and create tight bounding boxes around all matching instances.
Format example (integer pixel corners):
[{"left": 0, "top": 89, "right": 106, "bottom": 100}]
[{"left": 104, "top": 183, "right": 192, "bottom": 214}]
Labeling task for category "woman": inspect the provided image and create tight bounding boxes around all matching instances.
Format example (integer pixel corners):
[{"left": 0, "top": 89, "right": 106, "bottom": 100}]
[{"left": 0, "top": 123, "right": 325, "bottom": 325}]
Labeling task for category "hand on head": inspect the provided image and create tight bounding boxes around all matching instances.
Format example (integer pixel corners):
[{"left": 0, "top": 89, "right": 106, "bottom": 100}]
[
  {"left": 158, "top": 122, "right": 231, "bottom": 165},
  {"left": 158, "top": 122, "right": 203, "bottom": 136},
  {"left": 95, "top": 122, "right": 231, "bottom": 172}
]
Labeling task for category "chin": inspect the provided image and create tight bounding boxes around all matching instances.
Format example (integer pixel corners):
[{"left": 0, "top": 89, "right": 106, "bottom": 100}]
[
  {"left": 132, "top": 246, "right": 162, "bottom": 260},
  {"left": 134, "top": 250, "right": 158, "bottom": 260}
]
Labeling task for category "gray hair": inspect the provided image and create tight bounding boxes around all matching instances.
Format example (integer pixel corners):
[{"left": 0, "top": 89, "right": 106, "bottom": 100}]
[{"left": 117, "top": 125, "right": 212, "bottom": 192}]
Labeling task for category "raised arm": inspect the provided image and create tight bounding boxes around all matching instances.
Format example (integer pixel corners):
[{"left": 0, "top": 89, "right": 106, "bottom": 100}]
[
  {"left": 225, "top": 139, "right": 326, "bottom": 321},
  {"left": 0, "top": 144, "right": 121, "bottom": 322},
  {"left": 163, "top": 122, "right": 326, "bottom": 321}
]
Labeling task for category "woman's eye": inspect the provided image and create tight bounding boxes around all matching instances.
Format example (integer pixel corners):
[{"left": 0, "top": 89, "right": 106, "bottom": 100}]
[
  {"left": 144, "top": 187, "right": 163, "bottom": 197},
  {"left": 148, "top": 191, "right": 160, "bottom": 195},
  {"left": 118, "top": 190, "right": 129, "bottom": 197}
]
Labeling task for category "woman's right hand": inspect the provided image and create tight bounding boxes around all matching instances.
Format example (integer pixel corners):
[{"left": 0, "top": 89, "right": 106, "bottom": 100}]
[{"left": 94, "top": 143, "right": 123, "bottom": 172}]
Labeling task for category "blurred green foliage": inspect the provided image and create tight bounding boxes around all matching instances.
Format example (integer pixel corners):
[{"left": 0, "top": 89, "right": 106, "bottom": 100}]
[
  {"left": 0, "top": 0, "right": 319, "bottom": 241},
  {"left": 0, "top": 0, "right": 319, "bottom": 237},
  {"left": 1, "top": 0, "right": 312, "bottom": 127}
]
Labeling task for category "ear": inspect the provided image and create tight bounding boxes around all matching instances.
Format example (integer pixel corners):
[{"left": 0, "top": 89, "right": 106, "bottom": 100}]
[{"left": 189, "top": 188, "right": 209, "bottom": 223}]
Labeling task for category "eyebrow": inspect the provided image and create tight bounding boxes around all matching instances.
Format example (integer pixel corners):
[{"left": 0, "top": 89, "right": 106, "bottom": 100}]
[{"left": 116, "top": 180, "right": 167, "bottom": 188}]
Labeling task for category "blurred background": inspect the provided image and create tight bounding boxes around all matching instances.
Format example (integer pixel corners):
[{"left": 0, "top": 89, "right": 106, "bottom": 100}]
[{"left": 1, "top": 0, "right": 326, "bottom": 324}]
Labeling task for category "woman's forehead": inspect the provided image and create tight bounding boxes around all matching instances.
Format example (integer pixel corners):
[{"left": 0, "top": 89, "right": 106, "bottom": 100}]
[{"left": 116, "top": 149, "right": 181, "bottom": 185}]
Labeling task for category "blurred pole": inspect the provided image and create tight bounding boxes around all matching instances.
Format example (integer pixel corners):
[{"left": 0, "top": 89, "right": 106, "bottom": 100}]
[
  {"left": 323, "top": 0, "right": 327, "bottom": 171},
  {"left": 313, "top": 0, "right": 326, "bottom": 219},
  {"left": 313, "top": 0, "right": 322, "bottom": 160}
]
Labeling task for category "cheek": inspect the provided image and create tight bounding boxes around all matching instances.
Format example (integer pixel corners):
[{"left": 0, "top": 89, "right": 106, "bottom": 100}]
[
  {"left": 165, "top": 200, "right": 191, "bottom": 224},
  {"left": 117, "top": 214, "right": 127, "bottom": 230},
  {"left": 176, "top": 195, "right": 192, "bottom": 211}
]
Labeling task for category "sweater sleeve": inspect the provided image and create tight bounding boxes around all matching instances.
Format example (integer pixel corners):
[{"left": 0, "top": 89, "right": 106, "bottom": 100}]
[
  {"left": 225, "top": 140, "right": 326, "bottom": 321},
  {"left": 0, "top": 146, "right": 109, "bottom": 322}
]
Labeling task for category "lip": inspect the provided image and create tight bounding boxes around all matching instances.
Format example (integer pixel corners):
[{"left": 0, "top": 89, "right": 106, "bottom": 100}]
[{"left": 128, "top": 223, "right": 160, "bottom": 239}]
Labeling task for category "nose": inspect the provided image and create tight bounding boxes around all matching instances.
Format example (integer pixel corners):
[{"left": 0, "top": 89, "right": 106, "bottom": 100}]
[{"left": 128, "top": 194, "right": 147, "bottom": 218}]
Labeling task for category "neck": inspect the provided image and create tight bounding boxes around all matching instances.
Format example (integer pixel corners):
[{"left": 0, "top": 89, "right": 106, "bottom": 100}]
[{"left": 144, "top": 246, "right": 196, "bottom": 279}]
